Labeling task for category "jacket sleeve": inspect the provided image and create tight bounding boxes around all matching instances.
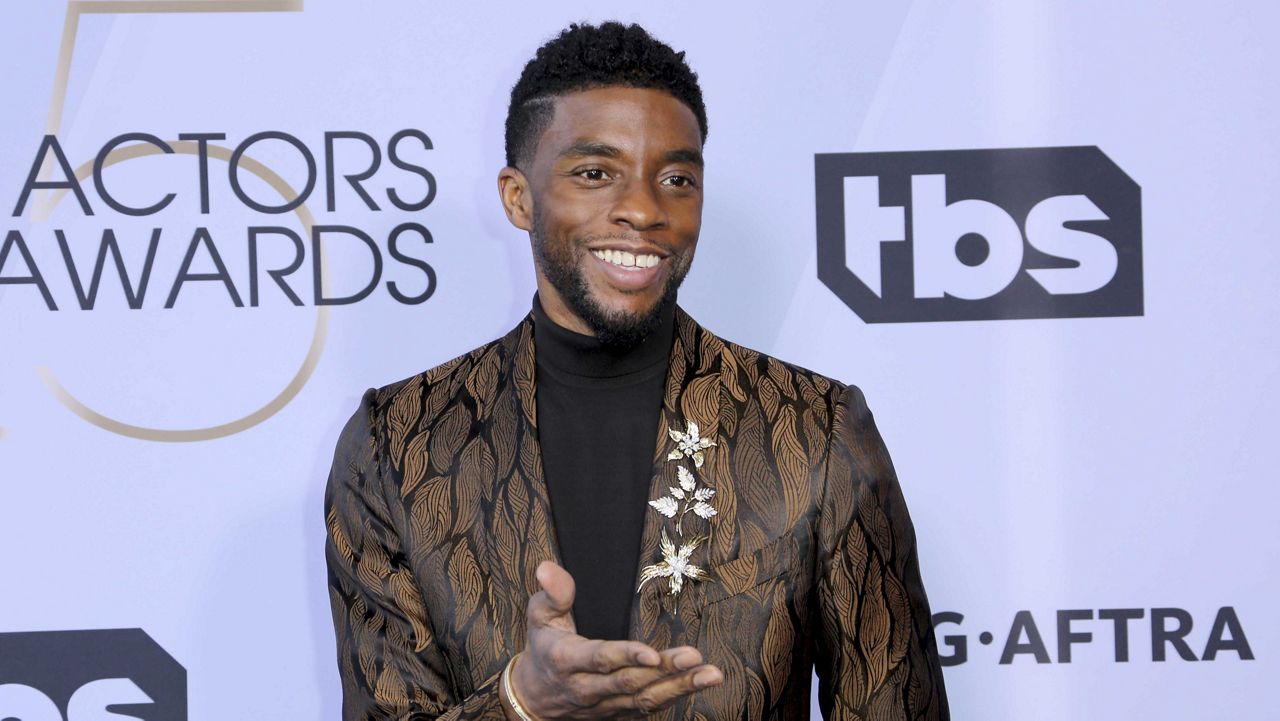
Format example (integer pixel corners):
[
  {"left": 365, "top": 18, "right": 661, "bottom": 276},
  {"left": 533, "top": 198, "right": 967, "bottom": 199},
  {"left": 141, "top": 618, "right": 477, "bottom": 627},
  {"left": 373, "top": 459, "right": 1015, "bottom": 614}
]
[
  {"left": 813, "top": 385, "right": 949, "bottom": 720},
  {"left": 325, "top": 390, "right": 507, "bottom": 720}
]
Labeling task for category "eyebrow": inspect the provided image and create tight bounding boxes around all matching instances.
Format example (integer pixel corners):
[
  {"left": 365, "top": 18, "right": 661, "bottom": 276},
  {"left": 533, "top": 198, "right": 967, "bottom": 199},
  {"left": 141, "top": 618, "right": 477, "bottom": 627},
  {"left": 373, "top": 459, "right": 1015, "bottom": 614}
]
[
  {"left": 557, "top": 142, "right": 705, "bottom": 168},
  {"left": 559, "top": 142, "right": 623, "bottom": 160},
  {"left": 663, "top": 148, "right": 704, "bottom": 167}
]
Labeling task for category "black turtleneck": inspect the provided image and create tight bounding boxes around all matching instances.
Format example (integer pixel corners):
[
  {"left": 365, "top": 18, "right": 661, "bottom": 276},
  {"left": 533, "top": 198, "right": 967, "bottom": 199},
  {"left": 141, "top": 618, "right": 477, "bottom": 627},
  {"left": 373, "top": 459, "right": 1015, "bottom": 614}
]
[{"left": 531, "top": 296, "right": 675, "bottom": 641}]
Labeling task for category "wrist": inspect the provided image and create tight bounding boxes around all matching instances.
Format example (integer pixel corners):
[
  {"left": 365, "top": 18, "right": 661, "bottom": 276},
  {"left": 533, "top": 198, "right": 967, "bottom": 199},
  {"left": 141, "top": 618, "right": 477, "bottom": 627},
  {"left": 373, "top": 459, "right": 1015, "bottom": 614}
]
[{"left": 502, "top": 652, "right": 542, "bottom": 721}]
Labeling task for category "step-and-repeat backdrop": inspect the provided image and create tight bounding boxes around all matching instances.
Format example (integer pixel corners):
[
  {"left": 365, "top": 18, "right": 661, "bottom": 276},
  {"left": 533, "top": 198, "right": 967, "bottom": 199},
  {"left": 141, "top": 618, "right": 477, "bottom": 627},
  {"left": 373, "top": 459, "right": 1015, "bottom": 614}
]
[{"left": 1, "top": 1, "right": 1273, "bottom": 719}]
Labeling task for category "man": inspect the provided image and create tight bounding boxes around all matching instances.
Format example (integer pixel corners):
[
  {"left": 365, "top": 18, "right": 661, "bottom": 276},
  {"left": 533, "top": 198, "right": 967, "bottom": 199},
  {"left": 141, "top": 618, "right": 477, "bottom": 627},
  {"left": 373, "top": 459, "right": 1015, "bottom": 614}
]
[{"left": 326, "top": 22, "right": 948, "bottom": 720}]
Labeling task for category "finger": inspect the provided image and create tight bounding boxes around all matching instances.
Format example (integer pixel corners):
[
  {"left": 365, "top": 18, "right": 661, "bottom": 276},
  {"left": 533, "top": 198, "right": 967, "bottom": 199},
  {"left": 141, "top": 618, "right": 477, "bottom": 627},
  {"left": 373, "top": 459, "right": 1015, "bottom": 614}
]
[
  {"left": 552, "top": 638, "right": 661, "bottom": 675},
  {"left": 588, "top": 663, "right": 675, "bottom": 697},
  {"left": 629, "top": 664, "right": 724, "bottom": 713},
  {"left": 585, "top": 664, "right": 722, "bottom": 716},
  {"left": 527, "top": 561, "right": 576, "bottom": 632},
  {"left": 655, "top": 645, "right": 704, "bottom": 675},
  {"left": 536, "top": 560, "right": 575, "bottom": 617}
]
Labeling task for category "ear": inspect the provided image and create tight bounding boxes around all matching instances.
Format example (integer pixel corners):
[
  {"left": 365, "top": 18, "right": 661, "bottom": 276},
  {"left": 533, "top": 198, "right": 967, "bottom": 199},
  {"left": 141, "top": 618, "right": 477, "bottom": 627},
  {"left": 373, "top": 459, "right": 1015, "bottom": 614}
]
[{"left": 497, "top": 166, "right": 533, "bottom": 232}]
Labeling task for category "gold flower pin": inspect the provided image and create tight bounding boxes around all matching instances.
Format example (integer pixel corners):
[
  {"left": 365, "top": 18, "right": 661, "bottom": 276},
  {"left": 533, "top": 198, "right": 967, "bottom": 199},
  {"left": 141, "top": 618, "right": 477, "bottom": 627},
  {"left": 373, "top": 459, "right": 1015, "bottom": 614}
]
[
  {"left": 637, "top": 529, "right": 709, "bottom": 596},
  {"left": 648, "top": 465, "right": 717, "bottom": 535},
  {"left": 666, "top": 419, "right": 716, "bottom": 469},
  {"left": 640, "top": 419, "right": 719, "bottom": 598}
]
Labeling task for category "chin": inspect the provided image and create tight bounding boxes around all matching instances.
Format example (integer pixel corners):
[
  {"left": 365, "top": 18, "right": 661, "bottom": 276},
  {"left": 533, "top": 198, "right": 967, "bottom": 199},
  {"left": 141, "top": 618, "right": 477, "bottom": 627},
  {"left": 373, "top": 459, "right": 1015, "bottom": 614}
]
[
  {"left": 570, "top": 284, "right": 676, "bottom": 349},
  {"left": 588, "top": 290, "right": 661, "bottom": 321}
]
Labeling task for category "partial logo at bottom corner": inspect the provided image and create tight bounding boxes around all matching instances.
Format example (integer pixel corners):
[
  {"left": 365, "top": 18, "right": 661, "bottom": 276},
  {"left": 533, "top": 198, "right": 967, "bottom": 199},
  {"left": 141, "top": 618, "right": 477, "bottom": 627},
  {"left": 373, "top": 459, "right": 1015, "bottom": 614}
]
[{"left": 0, "top": 628, "right": 186, "bottom": 721}]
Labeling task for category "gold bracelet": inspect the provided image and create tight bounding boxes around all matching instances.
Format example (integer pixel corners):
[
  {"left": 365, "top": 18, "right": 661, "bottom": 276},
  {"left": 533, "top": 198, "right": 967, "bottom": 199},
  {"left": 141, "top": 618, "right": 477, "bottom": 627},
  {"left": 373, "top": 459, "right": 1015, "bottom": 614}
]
[{"left": 502, "top": 652, "right": 540, "bottom": 721}]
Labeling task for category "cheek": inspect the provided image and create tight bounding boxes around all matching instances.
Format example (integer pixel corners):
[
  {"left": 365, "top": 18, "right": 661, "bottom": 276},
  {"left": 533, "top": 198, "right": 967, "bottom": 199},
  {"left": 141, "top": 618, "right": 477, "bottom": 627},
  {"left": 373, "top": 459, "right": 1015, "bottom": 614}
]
[
  {"left": 674, "top": 218, "right": 702, "bottom": 259},
  {"left": 671, "top": 198, "right": 703, "bottom": 239},
  {"left": 544, "top": 187, "right": 612, "bottom": 233}
]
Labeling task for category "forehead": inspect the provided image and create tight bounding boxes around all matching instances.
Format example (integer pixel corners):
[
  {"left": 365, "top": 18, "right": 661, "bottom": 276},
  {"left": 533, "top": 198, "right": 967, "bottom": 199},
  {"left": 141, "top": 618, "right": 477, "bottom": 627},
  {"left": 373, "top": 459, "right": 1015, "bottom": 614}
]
[{"left": 537, "top": 86, "right": 703, "bottom": 159}]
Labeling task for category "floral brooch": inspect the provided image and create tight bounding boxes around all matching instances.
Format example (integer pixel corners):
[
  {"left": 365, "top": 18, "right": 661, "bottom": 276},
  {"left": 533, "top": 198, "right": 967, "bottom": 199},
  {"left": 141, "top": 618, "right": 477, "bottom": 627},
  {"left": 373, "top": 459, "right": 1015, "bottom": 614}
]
[
  {"left": 666, "top": 419, "right": 715, "bottom": 468},
  {"left": 638, "top": 420, "right": 718, "bottom": 596}
]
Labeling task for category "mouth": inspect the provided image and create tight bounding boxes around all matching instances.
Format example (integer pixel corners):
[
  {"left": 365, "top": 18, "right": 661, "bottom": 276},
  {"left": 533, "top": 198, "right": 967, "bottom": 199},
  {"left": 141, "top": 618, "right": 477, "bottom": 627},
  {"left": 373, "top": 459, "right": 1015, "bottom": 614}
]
[
  {"left": 586, "top": 246, "right": 668, "bottom": 291},
  {"left": 590, "top": 248, "right": 663, "bottom": 269}
]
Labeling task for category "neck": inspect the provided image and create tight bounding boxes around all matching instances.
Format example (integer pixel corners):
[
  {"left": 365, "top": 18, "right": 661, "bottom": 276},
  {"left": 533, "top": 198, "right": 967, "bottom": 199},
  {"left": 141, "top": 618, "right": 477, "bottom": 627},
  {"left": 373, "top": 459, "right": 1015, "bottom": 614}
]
[{"left": 531, "top": 294, "right": 676, "bottom": 379}]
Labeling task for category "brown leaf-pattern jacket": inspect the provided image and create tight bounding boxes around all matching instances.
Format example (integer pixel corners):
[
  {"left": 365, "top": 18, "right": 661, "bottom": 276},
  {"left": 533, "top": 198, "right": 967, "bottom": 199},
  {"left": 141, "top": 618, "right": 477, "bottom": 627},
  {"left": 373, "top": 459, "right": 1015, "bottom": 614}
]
[{"left": 325, "top": 308, "right": 949, "bottom": 720}]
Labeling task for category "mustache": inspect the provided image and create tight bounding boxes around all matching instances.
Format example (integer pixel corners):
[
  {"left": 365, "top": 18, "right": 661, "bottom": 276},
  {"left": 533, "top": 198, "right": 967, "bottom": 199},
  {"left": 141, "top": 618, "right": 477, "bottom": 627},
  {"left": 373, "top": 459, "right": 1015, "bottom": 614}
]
[{"left": 578, "top": 232, "right": 681, "bottom": 254}]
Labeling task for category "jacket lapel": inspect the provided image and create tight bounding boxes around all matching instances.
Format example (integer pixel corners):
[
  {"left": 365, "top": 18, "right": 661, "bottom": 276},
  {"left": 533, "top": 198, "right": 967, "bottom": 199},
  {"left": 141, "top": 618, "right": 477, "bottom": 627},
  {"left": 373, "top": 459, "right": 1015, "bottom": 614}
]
[
  {"left": 629, "top": 308, "right": 733, "bottom": 649},
  {"left": 507, "top": 313, "right": 565, "bottom": 577},
  {"left": 471, "top": 314, "right": 563, "bottom": 680}
]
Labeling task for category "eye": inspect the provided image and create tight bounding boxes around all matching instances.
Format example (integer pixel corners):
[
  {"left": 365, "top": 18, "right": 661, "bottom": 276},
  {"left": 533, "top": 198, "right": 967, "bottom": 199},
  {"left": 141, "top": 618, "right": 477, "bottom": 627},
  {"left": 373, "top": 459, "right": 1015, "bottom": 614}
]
[
  {"left": 662, "top": 174, "right": 698, "bottom": 189},
  {"left": 575, "top": 167, "right": 610, "bottom": 182}
]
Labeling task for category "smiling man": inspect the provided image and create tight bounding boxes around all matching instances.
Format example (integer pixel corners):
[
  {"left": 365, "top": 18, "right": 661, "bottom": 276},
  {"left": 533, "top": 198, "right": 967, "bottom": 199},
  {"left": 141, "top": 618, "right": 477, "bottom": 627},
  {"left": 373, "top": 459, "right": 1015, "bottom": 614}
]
[
  {"left": 505, "top": 84, "right": 702, "bottom": 348},
  {"left": 325, "top": 22, "right": 949, "bottom": 720}
]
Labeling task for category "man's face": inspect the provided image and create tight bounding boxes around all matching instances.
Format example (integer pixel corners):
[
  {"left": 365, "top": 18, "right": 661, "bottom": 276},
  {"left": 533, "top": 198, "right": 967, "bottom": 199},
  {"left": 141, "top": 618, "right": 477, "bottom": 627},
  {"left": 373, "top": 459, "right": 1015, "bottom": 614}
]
[{"left": 506, "top": 86, "right": 704, "bottom": 345}]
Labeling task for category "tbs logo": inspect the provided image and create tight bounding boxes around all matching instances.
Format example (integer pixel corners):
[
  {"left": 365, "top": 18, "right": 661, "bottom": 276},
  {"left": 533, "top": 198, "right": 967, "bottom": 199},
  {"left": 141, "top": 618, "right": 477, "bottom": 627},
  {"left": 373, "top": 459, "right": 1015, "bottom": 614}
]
[
  {"left": 0, "top": 629, "right": 185, "bottom": 721},
  {"left": 815, "top": 146, "right": 1142, "bottom": 323}
]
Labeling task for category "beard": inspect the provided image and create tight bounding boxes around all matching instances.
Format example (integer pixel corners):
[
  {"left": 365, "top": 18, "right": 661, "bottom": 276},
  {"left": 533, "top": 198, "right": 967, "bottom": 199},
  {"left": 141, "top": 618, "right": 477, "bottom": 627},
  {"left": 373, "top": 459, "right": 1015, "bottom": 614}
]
[{"left": 531, "top": 208, "right": 692, "bottom": 350}]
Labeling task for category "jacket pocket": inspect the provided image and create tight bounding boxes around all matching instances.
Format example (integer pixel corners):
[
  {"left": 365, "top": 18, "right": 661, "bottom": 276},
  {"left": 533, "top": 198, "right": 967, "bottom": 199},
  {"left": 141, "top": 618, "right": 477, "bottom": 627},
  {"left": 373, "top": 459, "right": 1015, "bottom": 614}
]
[
  {"left": 698, "top": 527, "right": 806, "bottom": 606},
  {"left": 691, "top": 526, "right": 814, "bottom": 720}
]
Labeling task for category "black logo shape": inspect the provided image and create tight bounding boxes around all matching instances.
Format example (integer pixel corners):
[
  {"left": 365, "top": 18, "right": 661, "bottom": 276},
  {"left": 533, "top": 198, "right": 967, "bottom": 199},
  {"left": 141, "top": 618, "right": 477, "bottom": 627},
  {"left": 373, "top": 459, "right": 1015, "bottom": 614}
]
[
  {"left": 815, "top": 146, "right": 1142, "bottom": 323},
  {"left": 0, "top": 628, "right": 186, "bottom": 721}
]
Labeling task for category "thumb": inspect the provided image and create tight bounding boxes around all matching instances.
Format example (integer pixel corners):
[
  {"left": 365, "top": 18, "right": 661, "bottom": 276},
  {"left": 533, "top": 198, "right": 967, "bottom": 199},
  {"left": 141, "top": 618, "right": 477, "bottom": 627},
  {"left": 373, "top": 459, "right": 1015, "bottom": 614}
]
[{"left": 529, "top": 560, "right": 576, "bottom": 632}]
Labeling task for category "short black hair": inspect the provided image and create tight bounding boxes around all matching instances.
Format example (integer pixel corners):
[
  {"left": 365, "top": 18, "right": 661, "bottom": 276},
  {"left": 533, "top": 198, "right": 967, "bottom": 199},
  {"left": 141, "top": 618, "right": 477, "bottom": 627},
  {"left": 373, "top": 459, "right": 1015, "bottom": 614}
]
[{"left": 504, "top": 22, "right": 708, "bottom": 169}]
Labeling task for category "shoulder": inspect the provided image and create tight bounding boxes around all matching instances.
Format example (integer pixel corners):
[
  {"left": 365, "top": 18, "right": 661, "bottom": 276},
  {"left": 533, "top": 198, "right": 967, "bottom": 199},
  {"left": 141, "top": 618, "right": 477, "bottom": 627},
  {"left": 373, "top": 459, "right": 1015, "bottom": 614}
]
[
  {"left": 335, "top": 317, "right": 527, "bottom": 457},
  {"left": 367, "top": 332, "right": 514, "bottom": 441},
  {"left": 689, "top": 312, "right": 855, "bottom": 427}
]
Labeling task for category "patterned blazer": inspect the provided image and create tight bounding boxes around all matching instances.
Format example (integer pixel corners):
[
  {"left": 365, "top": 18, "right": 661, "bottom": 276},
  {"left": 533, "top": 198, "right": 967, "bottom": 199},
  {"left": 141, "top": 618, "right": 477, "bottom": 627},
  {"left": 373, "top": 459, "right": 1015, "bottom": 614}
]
[{"left": 325, "top": 308, "right": 949, "bottom": 720}]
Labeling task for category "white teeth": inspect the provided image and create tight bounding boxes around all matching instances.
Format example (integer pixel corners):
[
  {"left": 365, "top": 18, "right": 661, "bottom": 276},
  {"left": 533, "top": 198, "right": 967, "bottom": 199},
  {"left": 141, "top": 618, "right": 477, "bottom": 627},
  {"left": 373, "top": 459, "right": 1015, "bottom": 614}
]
[{"left": 592, "top": 250, "right": 661, "bottom": 269}]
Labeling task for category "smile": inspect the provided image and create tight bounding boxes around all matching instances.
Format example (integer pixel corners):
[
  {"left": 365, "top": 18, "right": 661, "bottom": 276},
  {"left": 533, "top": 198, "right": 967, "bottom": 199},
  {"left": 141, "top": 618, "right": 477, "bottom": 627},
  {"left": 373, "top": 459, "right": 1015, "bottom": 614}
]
[{"left": 591, "top": 249, "right": 661, "bottom": 269}]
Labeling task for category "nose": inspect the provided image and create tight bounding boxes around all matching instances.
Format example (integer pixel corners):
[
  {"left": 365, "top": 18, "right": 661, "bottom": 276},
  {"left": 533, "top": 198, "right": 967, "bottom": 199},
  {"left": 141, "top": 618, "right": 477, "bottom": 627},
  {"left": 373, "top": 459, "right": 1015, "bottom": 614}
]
[{"left": 610, "top": 177, "right": 667, "bottom": 231}]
